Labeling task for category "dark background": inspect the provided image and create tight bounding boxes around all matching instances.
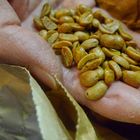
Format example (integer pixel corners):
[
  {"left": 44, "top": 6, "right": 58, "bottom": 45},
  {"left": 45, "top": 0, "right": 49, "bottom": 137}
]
[{"left": 83, "top": 106, "right": 140, "bottom": 140}]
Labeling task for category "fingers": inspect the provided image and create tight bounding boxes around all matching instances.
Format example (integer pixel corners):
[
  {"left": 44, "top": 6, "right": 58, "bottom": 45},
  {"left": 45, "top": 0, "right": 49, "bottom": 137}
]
[
  {"left": 0, "top": 25, "right": 62, "bottom": 89},
  {"left": 62, "top": 67, "right": 140, "bottom": 124},
  {"left": 0, "top": 0, "right": 62, "bottom": 89},
  {"left": 0, "top": 0, "right": 20, "bottom": 27},
  {"left": 8, "top": 0, "right": 41, "bottom": 21}
]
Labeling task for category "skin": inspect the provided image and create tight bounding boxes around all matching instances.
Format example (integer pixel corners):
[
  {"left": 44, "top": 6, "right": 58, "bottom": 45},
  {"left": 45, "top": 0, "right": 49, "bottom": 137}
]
[{"left": 1, "top": 0, "right": 140, "bottom": 124}]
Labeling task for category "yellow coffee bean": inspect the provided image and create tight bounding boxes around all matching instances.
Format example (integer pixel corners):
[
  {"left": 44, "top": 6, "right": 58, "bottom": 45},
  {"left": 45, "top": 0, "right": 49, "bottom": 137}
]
[
  {"left": 47, "top": 32, "right": 58, "bottom": 44},
  {"left": 90, "top": 34, "right": 100, "bottom": 40},
  {"left": 74, "top": 31, "right": 89, "bottom": 42},
  {"left": 96, "top": 67, "right": 104, "bottom": 79},
  {"left": 59, "top": 16, "right": 74, "bottom": 24},
  {"left": 100, "top": 34, "right": 125, "bottom": 50},
  {"left": 122, "top": 45, "right": 127, "bottom": 52},
  {"left": 104, "top": 67, "right": 115, "bottom": 86},
  {"left": 118, "top": 26, "right": 132, "bottom": 41},
  {"left": 61, "top": 46, "right": 73, "bottom": 67},
  {"left": 99, "top": 20, "right": 120, "bottom": 34},
  {"left": 76, "top": 7, "right": 82, "bottom": 16},
  {"left": 121, "top": 53, "right": 138, "bottom": 65},
  {"left": 90, "top": 30, "right": 102, "bottom": 40},
  {"left": 130, "top": 65, "right": 140, "bottom": 71},
  {"left": 73, "top": 15, "right": 80, "bottom": 22},
  {"left": 49, "top": 15, "right": 59, "bottom": 23},
  {"left": 77, "top": 53, "right": 97, "bottom": 69},
  {"left": 46, "top": 30, "right": 56, "bottom": 39},
  {"left": 42, "top": 16, "right": 57, "bottom": 30},
  {"left": 125, "top": 46, "right": 140, "bottom": 61},
  {"left": 102, "top": 47, "right": 120, "bottom": 58},
  {"left": 102, "top": 47, "right": 114, "bottom": 58},
  {"left": 78, "top": 4, "right": 92, "bottom": 14},
  {"left": 92, "top": 18, "right": 100, "bottom": 28},
  {"left": 89, "top": 46, "right": 105, "bottom": 62},
  {"left": 52, "top": 40, "right": 72, "bottom": 49},
  {"left": 80, "top": 58, "right": 102, "bottom": 73},
  {"left": 46, "top": 30, "right": 58, "bottom": 44},
  {"left": 112, "top": 55, "right": 130, "bottom": 69},
  {"left": 40, "top": 3, "right": 51, "bottom": 17},
  {"left": 55, "top": 9, "right": 72, "bottom": 18},
  {"left": 109, "top": 60, "right": 122, "bottom": 80},
  {"left": 105, "top": 18, "right": 114, "bottom": 24},
  {"left": 72, "top": 41, "right": 80, "bottom": 49},
  {"left": 58, "top": 23, "right": 84, "bottom": 32},
  {"left": 102, "top": 47, "right": 114, "bottom": 57},
  {"left": 85, "top": 81, "right": 108, "bottom": 100},
  {"left": 81, "top": 38, "right": 99, "bottom": 50},
  {"left": 49, "top": 10, "right": 59, "bottom": 23},
  {"left": 72, "top": 41, "right": 80, "bottom": 59},
  {"left": 93, "top": 10, "right": 107, "bottom": 23},
  {"left": 123, "top": 70, "right": 140, "bottom": 88},
  {"left": 70, "top": 23, "right": 85, "bottom": 31},
  {"left": 102, "top": 61, "right": 109, "bottom": 69},
  {"left": 80, "top": 70, "right": 100, "bottom": 87},
  {"left": 59, "top": 33, "right": 78, "bottom": 42},
  {"left": 69, "top": 8, "right": 75, "bottom": 16},
  {"left": 126, "top": 41, "right": 137, "bottom": 48},
  {"left": 39, "top": 30, "right": 47, "bottom": 40},
  {"left": 73, "top": 46, "right": 87, "bottom": 63},
  {"left": 79, "top": 11, "right": 93, "bottom": 26},
  {"left": 33, "top": 17, "right": 44, "bottom": 30},
  {"left": 110, "top": 49, "right": 121, "bottom": 55},
  {"left": 58, "top": 23, "right": 73, "bottom": 33}
]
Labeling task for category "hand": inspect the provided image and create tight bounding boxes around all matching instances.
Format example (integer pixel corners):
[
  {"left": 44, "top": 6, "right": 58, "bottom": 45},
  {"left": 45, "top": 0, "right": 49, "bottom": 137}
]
[{"left": 1, "top": 0, "right": 140, "bottom": 124}]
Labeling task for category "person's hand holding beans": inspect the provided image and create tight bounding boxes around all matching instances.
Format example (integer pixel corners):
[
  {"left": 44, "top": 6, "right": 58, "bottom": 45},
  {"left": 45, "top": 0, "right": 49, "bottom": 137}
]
[{"left": 1, "top": 0, "right": 140, "bottom": 124}]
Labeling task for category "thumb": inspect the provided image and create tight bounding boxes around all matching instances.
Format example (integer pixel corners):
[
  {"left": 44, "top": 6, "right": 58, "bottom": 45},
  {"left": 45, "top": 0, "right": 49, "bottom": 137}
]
[
  {"left": 0, "top": 25, "right": 62, "bottom": 89},
  {"left": 0, "top": 0, "right": 62, "bottom": 89}
]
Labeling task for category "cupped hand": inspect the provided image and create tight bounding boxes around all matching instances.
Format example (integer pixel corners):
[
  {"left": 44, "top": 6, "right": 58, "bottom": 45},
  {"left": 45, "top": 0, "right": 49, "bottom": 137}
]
[{"left": 1, "top": 0, "right": 140, "bottom": 124}]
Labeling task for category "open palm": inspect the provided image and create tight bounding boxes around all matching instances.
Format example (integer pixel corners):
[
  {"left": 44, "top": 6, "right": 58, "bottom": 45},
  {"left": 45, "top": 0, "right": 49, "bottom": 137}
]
[{"left": 1, "top": 0, "right": 140, "bottom": 124}]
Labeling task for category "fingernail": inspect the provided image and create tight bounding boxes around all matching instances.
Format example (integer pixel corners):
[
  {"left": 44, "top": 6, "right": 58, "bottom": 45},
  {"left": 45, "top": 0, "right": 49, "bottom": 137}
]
[
  {"left": 31, "top": 66, "right": 58, "bottom": 90},
  {"left": 44, "top": 73, "right": 58, "bottom": 90}
]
